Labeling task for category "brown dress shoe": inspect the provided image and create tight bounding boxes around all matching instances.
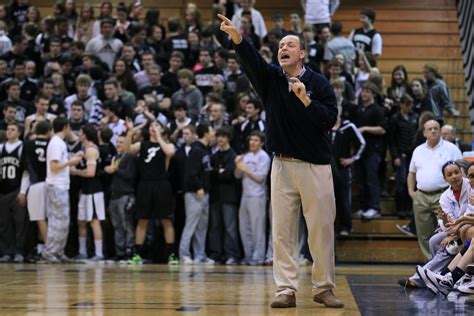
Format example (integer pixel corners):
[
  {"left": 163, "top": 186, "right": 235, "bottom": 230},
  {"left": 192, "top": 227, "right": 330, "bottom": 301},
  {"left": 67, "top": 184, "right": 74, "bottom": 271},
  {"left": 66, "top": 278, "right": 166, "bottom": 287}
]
[
  {"left": 313, "top": 290, "right": 344, "bottom": 308},
  {"left": 270, "top": 293, "right": 296, "bottom": 308}
]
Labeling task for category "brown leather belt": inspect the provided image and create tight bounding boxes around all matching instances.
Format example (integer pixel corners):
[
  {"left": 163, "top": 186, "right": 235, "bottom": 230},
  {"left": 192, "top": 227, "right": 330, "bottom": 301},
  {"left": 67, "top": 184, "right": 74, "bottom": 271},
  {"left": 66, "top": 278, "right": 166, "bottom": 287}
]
[
  {"left": 418, "top": 188, "right": 448, "bottom": 195},
  {"left": 274, "top": 153, "right": 305, "bottom": 163}
]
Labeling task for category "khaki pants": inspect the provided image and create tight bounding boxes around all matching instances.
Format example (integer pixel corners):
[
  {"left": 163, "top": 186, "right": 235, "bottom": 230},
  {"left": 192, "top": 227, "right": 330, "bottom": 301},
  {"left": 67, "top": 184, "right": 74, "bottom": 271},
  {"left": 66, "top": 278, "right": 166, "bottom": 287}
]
[
  {"left": 271, "top": 158, "right": 336, "bottom": 296},
  {"left": 413, "top": 190, "right": 442, "bottom": 260}
]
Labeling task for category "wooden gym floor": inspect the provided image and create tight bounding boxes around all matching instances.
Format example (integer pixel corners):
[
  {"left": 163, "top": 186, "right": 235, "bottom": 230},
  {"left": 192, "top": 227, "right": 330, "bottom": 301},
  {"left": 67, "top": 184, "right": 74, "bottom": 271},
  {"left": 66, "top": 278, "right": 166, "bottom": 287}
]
[{"left": 0, "top": 263, "right": 473, "bottom": 315}]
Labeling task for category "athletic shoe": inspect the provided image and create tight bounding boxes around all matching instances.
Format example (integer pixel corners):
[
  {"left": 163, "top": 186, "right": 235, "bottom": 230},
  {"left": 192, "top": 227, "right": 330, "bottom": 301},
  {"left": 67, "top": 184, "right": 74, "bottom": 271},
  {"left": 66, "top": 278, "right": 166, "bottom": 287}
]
[
  {"left": 454, "top": 273, "right": 472, "bottom": 291},
  {"left": 181, "top": 256, "right": 194, "bottom": 264},
  {"left": 0, "top": 255, "right": 11, "bottom": 263},
  {"left": 353, "top": 209, "right": 365, "bottom": 218},
  {"left": 415, "top": 265, "right": 430, "bottom": 288},
  {"left": 40, "top": 253, "right": 60, "bottom": 264},
  {"left": 458, "top": 275, "right": 474, "bottom": 294},
  {"left": 204, "top": 257, "right": 215, "bottom": 265},
  {"left": 264, "top": 259, "right": 273, "bottom": 266},
  {"left": 398, "top": 277, "right": 419, "bottom": 288},
  {"left": 88, "top": 255, "right": 104, "bottom": 262},
  {"left": 127, "top": 254, "right": 143, "bottom": 265},
  {"left": 59, "top": 255, "right": 74, "bottom": 263},
  {"left": 248, "top": 260, "right": 263, "bottom": 266},
  {"left": 363, "top": 208, "right": 381, "bottom": 220},
  {"left": 168, "top": 253, "right": 179, "bottom": 265},
  {"left": 396, "top": 224, "right": 416, "bottom": 237},
  {"left": 424, "top": 269, "right": 454, "bottom": 296},
  {"left": 74, "top": 254, "right": 88, "bottom": 261},
  {"left": 13, "top": 254, "right": 24, "bottom": 263},
  {"left": 466, "top": 264, "right": 474, "bottom": 275},
  {"left": 225, "top": 257, "right": 237, "bottom": 265}
]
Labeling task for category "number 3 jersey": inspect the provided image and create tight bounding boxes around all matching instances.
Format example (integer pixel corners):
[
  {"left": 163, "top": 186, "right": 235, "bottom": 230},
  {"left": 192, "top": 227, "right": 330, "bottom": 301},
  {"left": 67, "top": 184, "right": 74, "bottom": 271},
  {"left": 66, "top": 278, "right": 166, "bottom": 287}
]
[
  {"left": 0, "top": 141, "right": 24, "bottom": 194},
  {"left": 23, "top": 138, "right": 49, "bottom": 185},
  {"left": 137, "top": 141, "right": 167, "bottom": 181}
]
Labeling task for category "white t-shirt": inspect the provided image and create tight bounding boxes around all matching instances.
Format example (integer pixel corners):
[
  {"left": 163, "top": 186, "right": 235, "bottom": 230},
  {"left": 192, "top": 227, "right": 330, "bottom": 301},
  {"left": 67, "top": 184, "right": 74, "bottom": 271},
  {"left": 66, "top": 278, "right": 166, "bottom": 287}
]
[
  {"left": 409, "top": 139, "right": 462, "bottom": 192},
  {"left": 46, "top": 135, "right": 70, "bottom": 190}
]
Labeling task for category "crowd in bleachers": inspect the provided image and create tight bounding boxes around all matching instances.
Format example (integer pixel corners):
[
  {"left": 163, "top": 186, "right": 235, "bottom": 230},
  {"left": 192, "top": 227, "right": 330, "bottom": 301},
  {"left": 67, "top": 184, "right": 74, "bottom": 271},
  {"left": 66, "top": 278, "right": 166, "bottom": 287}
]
[{"left": 0, "top": 0, "right": 470, "bottom": 266}]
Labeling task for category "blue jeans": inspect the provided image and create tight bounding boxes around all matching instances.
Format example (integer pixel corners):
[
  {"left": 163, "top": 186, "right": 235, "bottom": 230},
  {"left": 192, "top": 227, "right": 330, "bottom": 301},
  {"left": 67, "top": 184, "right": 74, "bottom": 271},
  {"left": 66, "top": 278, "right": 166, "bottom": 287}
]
[
  {"left": 208, "top": 202, "right": 240, "bottom": 261},
  {"left": 394, "top": 155, "right": 413, "bottom": 213},
  {"left": 356, "top": 152, "right": 381, "bottom": 211}
]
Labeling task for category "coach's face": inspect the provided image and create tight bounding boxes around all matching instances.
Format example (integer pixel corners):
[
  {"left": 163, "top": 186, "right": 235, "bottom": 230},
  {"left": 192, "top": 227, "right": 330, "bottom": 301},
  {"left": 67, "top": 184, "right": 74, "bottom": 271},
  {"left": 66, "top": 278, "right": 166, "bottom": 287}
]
[
  {"left": 423, "top": 120, "right": 441, "bottom": 143},
  {"left": 278, "top": 35, "right": 305, "bottom": 68}
]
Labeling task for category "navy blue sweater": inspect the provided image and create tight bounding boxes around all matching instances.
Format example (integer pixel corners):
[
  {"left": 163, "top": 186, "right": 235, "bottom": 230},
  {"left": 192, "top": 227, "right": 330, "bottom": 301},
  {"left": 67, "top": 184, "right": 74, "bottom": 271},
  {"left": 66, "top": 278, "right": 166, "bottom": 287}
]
[{"left": 234, "top": 39, "right": 337, "bottom": 165}]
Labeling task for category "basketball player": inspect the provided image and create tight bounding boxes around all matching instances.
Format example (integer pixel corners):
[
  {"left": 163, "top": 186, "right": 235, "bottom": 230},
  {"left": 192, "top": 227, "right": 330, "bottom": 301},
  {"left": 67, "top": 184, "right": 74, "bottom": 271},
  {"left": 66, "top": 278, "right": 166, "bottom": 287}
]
[
  {"left": 125, "top": 120, "right": 178, "bottom": 265},
  {"left": 24, "top": 94, "right": 56, "bottom": 137},
  {"left": 219, "top": 14, "right": 343, "bottom": 308},
  {"left": 0, "top": 122, "right": 28, "bottom": 263},
  {"left": 71, "top": 124, "right": 106, "bottom": 261},
  {"left": 19, "top": 120, "right": 52, "bottom": 257}
]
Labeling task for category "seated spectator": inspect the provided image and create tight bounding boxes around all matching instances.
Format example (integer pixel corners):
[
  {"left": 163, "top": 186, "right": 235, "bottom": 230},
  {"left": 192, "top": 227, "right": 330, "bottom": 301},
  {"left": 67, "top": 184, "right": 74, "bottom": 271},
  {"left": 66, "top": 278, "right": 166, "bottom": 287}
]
[
  {"left": 239, "top": 15, "right": 261, "bottom": 50},
  {"left": 209, "top": 101, "right": 230, "bottom": 130},
  {"left": 264, "top": 13, "right": 288, "bottom": 42},
  {"left": 211, "top": 75, "right": 233, "bottom": 110},
  {"left": 349, "top": 9, "right": 382, "bottom": 61},
  {"left": 128, "top": 23, "right": 147, "bottom": 57},
  {"left": 441, "top": 124, "right": 471, "bottom": 153},
  {"left": 423, "top": 63, "right": 459, "bottom": 121},
  {"left": 354, "top": 51, "right": 376, "bottom": 99},
  {"left": 235, "top": 130, "right": 270, "bottom": 265},
  {"left": 0, "top": 35, "right": 28, "bottom": 67},
  {"left": 388, "top": 94, "right": 418, "bottom": 218},
  {"left": 138, "top": 65, "right": 172, "bottom": 108},
  {"left": 185, "top": 5, "right": 203, "bottom": 34},
  {"left": 354, "top": 82, "right": 387, "bottom": 220},
  {"left": 113, "top": 3, "right": 130, "bottom": 43},
  {"left": 74, "top": 3, "right": 95, "bottom": 45},
  {"left": 214, "top": 48, "right": 230, "bottom": 79},
  {"left": 1, "top": 58, "right": 38, "bottom": 103},
  {"left": 171, "top": 69, "right": 203, "bottom": 120}
]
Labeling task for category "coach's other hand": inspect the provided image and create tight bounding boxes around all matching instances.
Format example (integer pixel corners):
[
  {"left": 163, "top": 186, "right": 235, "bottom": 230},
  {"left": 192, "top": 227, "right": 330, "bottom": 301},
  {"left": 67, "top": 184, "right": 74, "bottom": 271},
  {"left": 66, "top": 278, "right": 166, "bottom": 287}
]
[
  {"left": 218, "top": 14, "right": 242, "bottom": 44},
  {"left": 289, "top": 77, "right": 311, "bottom": 107}
]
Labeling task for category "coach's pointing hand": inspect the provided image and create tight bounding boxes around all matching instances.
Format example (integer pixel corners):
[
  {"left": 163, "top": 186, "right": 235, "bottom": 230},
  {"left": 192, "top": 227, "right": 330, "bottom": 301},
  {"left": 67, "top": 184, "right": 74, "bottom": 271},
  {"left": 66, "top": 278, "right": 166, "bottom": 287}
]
[
  {"left": 218, "top": 14, "right": 242, "bottom": 44},
  {"left": 289, "top": 77, "right": 311, "bottom": 107}
]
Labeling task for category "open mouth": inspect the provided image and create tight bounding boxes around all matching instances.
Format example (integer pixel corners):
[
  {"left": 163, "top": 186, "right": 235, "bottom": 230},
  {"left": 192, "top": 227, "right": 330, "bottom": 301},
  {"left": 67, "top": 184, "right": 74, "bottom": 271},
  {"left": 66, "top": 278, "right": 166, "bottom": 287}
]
[{"left": 280, "top": 53, "right": 290, "bottom": 61}]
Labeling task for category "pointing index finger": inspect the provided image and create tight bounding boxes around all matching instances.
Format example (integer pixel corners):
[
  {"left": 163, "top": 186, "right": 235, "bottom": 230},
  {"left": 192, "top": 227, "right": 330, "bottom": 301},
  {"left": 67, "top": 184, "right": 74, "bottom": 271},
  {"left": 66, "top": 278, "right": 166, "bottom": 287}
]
[{"left": 217, "top": 14, "right": 231, "bottom": 23}]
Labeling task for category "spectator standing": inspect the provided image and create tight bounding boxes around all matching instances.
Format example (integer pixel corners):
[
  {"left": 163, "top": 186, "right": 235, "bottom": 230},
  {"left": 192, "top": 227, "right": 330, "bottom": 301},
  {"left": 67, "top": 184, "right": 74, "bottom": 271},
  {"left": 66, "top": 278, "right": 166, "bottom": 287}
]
[
  {"left": 85, "top": 19, "right": 123, "bottom": 71},
  {"left": 349, "top": 9, "right": 382, "bottom": 61},
  {"left": 388, "top": 94, "right": 418, "bottom": 218},
  {"left": 301, "top": 0, "right": 339, "bottom": 30},
  {"left": 235, "top": 131, "right": 270, "bottom": 265},
  {"left": 231, "top": 0, "right": 267, "bottom": 41},
  {"left": 441, "top": 125, "right": 471, "bottom": 153},
  {"left": 423, "top": 63, "right": 459, "bottom": 121},
  {"left": 194, "top": 48, "right": 223, "bottom": 97},
  {"left": 208, "top": 127, "right": 240, "bottom": 264},
  {"left": 104, "top": 135, "right": 136, "bottom": 260},
  {"left": 171, "top": 69, "right": 203, "bottom": 121},
  {"left": 408, "top": 119, "right": 462, "bottom": 260},
  {"left": 324, "top": 21, "right": 356, "bottom": 72},
  {"left": 0, "top": 122, "right": 28, "bottom": 263},
  {"left": 179, "top": 123, "right": 213, "bottom": 264},
  {"left": 353, "top": 82, "right": 386, "bottom": 220}
]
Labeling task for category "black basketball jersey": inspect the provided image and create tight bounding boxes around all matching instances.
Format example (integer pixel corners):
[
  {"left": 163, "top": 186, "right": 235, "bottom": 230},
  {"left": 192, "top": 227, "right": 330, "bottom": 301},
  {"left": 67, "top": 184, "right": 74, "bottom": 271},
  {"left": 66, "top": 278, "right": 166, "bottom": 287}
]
[
  {"left": 24, "top": 138, "right": 49, "bottom": 184},
  {"left": 137, "top": 141, "right": 167, "bottom": 181},
  {"left": 0, "top": 142, "right": 24, "bottom": 194},
  {"left": 352, "top": 28, "right": 379, "bottom": 53},
  {"left": 77, "top": 145, "right": 103, "bottom": 195},
  {"left": 67, "top": 139, "right": 82, "bottom": 155}
]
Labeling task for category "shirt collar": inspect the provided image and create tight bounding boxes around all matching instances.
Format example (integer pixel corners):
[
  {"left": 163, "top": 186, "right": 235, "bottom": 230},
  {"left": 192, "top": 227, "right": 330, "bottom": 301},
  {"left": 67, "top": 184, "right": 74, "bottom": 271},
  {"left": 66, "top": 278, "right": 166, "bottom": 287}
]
[{"left": 283, "top": 66, "right": 306, "bottom": 80}]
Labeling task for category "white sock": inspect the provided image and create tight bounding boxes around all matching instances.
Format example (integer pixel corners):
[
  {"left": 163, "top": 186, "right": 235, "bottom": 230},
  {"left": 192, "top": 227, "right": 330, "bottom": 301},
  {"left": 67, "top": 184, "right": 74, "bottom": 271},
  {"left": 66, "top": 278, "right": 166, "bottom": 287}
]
[
  {"left": 79, "top": 237, "right": 87, "bottom": 256},
  {"left": 94, "top": 240, "right": 103, "bottom": 258},
  {"left": 37, "top": 244, "right": 44, "bottom": 254}
]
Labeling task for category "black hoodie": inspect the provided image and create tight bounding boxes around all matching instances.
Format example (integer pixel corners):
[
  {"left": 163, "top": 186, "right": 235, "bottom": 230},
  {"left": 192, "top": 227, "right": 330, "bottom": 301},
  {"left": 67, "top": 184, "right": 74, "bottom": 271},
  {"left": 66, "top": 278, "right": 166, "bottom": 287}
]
[{"left": 183, "top": 141, "right": 212, "bottom": 193}]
